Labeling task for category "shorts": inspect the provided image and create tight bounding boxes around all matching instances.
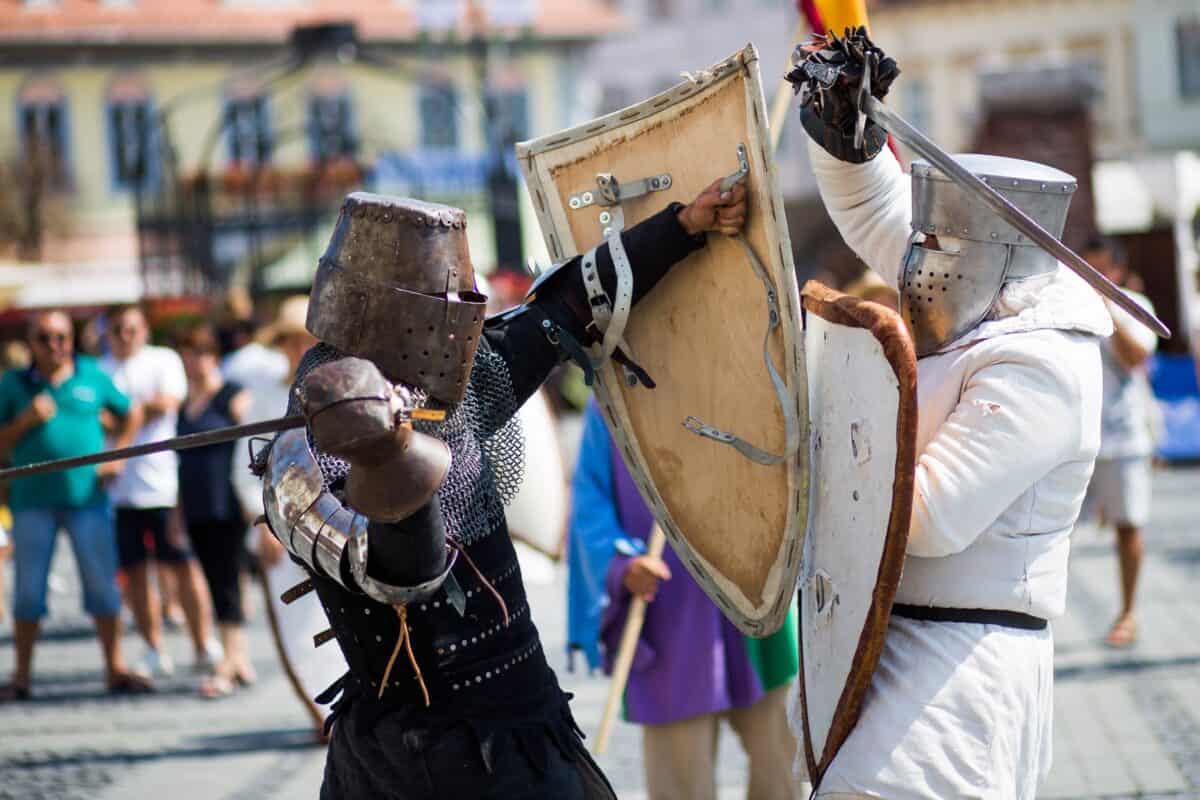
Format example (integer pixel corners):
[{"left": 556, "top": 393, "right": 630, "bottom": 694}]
[
  {"left": 116, "top": 506, "right": 192, "bottom": 568},
  {"left": 1080, "top": 457, "right": 1152, "bottom": 528},
  {"left": 11, "top": 504, "right": 122, "bottom": 620}
]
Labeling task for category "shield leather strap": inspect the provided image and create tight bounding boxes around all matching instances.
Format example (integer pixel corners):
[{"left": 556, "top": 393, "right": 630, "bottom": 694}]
[
  {"left": 581, "top": 234, "right": 637, "bottom": 370},
  {"left": 683, "top": 235, "right": 800, "bottom": 466}
]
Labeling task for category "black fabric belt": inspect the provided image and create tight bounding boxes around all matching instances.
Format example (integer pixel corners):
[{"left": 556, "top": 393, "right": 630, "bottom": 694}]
[{"left": 891, "top": 603, "right": 1048, "bottom": 631}]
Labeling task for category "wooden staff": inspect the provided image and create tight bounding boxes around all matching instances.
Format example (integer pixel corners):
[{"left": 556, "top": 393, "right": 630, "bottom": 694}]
[{"left": 593, "top": 524, "right": 667, "bottom": 756}]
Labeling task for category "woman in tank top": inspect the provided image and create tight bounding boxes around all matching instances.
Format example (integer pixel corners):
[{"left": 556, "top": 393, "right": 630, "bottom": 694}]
[{"left": 175, "top": 323, "right": 252, "bottom": 698}]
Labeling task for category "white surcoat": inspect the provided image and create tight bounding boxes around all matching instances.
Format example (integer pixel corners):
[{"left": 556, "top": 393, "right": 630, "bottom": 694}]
[{"left": 796, "top": 142, "right": 1111, "bottom": 799}]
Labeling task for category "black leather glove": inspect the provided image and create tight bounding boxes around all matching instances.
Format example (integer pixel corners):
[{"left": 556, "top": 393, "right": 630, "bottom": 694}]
[{"left": 785, "top": 27, "right": 900, "bottom": 163}]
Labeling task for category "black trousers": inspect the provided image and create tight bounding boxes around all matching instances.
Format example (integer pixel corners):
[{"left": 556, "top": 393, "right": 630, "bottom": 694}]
[
  {"left": 320, "top": 710, "right": 615, "bottom": 800},
  {"left": 187, "top": 517, "right": 246, "bottom": 624}
]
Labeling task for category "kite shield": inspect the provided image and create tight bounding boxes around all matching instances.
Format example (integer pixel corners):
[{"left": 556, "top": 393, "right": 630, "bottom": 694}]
[
  {"left": 517, "top": 44, "right": 805, "bottom": 636},
  {"left": 794, "top": 281, "right": 916, "bottom": 787}
]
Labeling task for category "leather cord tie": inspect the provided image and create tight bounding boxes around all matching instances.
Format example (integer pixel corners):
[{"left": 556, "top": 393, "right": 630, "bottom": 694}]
[{"left": 378, "top": 604, "right": 430, "bottom": 706}]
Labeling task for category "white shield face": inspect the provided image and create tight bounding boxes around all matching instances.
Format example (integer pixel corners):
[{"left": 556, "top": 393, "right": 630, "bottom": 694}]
[
  {"left": 517, "top": 45, "right": 805, "bottom": 635},
  {"left": 794, "top": 282, "right": 916, "bottom": 787},
  {"left": 504, "top": 390, "right": 568, "bottom": 560}
]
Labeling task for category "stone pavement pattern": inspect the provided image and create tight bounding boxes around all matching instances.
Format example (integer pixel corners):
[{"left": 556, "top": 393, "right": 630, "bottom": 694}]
[{"left": 1, "top": 467, "right": 1198, "bottom": 799}]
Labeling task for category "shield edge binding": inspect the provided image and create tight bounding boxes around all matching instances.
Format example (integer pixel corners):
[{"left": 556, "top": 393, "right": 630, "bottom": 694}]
[
  {"left": 516, "top": 44, "right": 808, "bottom": 636},
  {"left": 796, "top": 281, "right": 917, "bottom": 788}
]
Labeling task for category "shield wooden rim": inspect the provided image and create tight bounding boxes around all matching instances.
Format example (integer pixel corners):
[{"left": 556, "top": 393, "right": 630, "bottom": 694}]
[
  {"left": 796, "top": 281, "right": 917, "bottom": 787},
  {"left": 517, "top": 44, "right": 807, "bottom": 636}
]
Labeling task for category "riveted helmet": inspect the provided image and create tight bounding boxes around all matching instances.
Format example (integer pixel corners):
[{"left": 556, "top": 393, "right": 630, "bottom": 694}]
[
  {"left": 900, "top": 155, "right": 1076, "bottom": 356},
  {"left": 307, "top": 193, "right": 487, "bottom": 403}
]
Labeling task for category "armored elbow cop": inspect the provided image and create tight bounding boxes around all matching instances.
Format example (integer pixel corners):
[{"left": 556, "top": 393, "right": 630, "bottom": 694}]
[{"left": 262, "top": 428, "right": 456, "bottom": 605}]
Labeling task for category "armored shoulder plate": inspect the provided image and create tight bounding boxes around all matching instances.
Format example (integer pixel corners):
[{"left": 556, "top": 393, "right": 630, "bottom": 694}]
[{"left": 262, "top": 428, "right": 455, "bottom": 605}]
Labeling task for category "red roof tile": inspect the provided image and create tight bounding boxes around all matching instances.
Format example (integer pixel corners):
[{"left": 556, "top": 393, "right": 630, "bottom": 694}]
[{"left": 0, "top": 0, "right": 624, "bottom": 45}]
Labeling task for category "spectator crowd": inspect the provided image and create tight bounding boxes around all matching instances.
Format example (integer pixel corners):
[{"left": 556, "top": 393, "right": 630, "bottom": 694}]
[{"left": 0, "top": 296, "right": 313, "bottom": 702}]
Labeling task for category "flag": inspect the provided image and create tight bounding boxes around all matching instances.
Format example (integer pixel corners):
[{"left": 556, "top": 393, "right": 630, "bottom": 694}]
[{"left": 799, "top": 0, "right": 869, "bottom": 36}]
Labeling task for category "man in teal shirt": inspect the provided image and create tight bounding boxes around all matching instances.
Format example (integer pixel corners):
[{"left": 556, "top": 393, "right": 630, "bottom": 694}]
[{"left": 0, "top": 309, "right": 148, "bottom": 700}]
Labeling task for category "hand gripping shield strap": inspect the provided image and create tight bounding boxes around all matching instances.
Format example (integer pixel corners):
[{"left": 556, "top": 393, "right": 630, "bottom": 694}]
[{"left": 262, "top": 428, "right": 455, "bottom": 606}]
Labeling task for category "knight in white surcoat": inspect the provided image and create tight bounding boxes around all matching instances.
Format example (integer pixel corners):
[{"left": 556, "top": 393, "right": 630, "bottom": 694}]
[{"left": 790, "top": 31, "right": 1115, "bottom": 799}]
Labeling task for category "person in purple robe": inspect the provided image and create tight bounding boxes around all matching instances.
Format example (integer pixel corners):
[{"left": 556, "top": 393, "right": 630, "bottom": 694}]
[{"left": 567, "top": 400, "right": 802, "bottom": 800}]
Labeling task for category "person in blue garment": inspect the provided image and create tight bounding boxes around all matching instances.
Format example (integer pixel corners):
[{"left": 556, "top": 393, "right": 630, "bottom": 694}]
[{"left": 568, "top": 400, "right": 802, "bottom": 800}]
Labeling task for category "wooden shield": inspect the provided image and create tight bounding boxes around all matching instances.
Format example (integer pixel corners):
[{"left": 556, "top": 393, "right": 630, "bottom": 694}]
[
  {"left": 517, "top": 44, "right": 805, "bottom": 635},
  {"left": 795, "top": 282, "right": 917, "bottom": 788}
]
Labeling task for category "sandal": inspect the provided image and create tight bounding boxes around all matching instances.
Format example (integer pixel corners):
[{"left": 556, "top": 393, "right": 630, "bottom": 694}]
[
  {"left": 1105, "top": 616, "right": 1138, "bottom": 648},
  {"left": 199, "top": 673, "right": 237, "bottom": 700},
  {"left": 0, "top": 683, "right": 31, "bottom": 702},
  {"left": 108, "top": 672, "right": 155, "bottom": 696}
]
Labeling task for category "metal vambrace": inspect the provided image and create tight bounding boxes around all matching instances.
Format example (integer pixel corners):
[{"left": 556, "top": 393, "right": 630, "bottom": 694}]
[{"left": 262, "top": 428, "right": 456, "bottom": 606}]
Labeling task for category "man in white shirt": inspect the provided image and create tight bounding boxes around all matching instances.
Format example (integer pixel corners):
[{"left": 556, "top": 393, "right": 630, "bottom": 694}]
[
  {"left": 1078, "top": 238, "right": 1159, "bottom": 648},
  {"left": 101, "top": 304, "right": 216, "bottom": 676}
]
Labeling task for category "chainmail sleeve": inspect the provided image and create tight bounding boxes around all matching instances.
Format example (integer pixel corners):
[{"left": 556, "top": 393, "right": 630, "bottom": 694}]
[{"left": 268, "top": 342, "right": 524, "bottom": 548}]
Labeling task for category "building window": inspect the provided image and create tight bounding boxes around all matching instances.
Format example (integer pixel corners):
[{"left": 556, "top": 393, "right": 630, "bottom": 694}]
[
  {"left": 107, "top": 75, "right": 155, "bottom": 191},
  {"left": 492, "top": 87, "right": 529, "bottom": 144},
  {"left": 108, "top": 100, "right": 154, "bottom": 190},
  {"left": 17, "top": 79, "right": 70, "bottom": 190},
  {"left": 225, "top": 95, "right": 272, "bottom": 165},
  {"left": 1179, "top": 19, "right": 1200, "bottom": 99},
  {"left": 308, "top": 92, "right": 356, "bottom": 162},
  {"left": 420, "top": 84, "right": 460, "bottom": 150}
]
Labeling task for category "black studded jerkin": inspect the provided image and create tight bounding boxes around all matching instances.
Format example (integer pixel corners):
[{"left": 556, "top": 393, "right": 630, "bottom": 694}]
[{"left": 277, "top": 205, "right": 705, "bottom": 799}]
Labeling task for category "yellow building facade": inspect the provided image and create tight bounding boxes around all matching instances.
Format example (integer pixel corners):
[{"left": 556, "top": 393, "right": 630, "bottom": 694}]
[{"left": 0, "top": 2, "right": 619, "bottom": 305}]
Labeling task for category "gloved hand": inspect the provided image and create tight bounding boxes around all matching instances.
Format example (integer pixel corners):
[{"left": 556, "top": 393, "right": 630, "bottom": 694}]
[
  {"left": 299, "top": 358, "right": 449, "bottom": 523},
  {"left": 785, "top": 26, "right": 900, "bottom": 163}
]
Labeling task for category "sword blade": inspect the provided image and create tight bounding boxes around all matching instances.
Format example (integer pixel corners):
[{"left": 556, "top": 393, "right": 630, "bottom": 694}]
[
  {"left": 0, "top": 415, "right": 306, "bottom": 483},
  {"left": 862, "top": 94, "right": 1171, "bottom": 340}
]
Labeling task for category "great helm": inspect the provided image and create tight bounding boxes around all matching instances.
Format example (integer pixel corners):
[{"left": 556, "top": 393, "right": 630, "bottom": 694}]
[
  {"left": 901, "top": 154, "right": 1076, "bottom": 357},
  {"left": 307, "top": 193, "right": 487, "bottom": 404}
]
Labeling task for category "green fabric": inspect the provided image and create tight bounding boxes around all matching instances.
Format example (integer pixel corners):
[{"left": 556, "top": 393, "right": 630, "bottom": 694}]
[
  {"left": 0, "top": 357, "right": 130, "bottom": 510},
  {"left": 745, "top": 600, "right": 800, "bottom": 693}
]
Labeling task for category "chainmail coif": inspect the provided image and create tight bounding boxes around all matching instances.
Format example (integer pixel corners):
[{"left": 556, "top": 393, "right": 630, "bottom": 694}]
[{"left": 282, "top": 341, "right": 525, "bottom": 546}]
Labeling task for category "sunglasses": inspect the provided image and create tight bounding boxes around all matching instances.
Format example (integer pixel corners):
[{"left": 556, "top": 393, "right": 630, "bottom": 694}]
[{"left": 34, "top": 331, "right": 70, "bottom": 346}]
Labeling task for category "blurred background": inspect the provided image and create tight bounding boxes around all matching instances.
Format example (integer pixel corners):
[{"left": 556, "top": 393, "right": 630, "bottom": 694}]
[{"left": 1, "top": 1, "right": 1199, "bottom": 798}]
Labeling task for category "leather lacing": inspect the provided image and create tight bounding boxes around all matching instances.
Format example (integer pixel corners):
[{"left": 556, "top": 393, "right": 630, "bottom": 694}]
[{"left": 376, "top": 539, "right": 511, "bottom": 706}]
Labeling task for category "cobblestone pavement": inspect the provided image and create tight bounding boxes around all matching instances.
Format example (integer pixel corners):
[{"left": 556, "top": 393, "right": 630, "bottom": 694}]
[{"left": 0, "top": 466, "right": 1197, "bottom": 799}]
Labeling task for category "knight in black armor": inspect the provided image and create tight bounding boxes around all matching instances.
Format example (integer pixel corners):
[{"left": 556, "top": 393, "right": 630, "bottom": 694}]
[{"left": 257, "top": 178, "right": 748, "bottom": 799}]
